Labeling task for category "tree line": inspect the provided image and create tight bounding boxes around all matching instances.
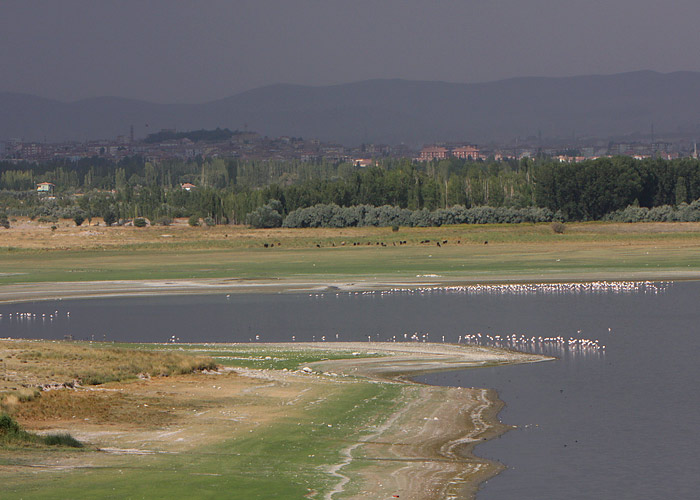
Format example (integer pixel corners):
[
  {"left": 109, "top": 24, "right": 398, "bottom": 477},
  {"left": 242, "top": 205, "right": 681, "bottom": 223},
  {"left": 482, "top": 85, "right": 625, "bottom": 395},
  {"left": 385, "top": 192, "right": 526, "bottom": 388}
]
[{"left": 1, "top": 155, "right": 700, "bottom": 226}]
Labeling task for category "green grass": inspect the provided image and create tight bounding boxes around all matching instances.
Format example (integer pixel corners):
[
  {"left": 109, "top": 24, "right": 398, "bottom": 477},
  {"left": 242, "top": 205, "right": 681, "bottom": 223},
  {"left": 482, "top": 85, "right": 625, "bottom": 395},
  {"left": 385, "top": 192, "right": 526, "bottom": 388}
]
[
  {"left": 2, "top": 241, "right": 700, "bottom": 286},
  {"left": 111, "top": 343, "right": 381, "bottom": 371},
  {"left": 2, "top": 223, "right": 700, "bottom": 285},
  {"left": 0, "top": 382, "right": 402, "bottom": 499},
  {"left": 0, "top": 414, "right": 83, "bottom": 449},
  {"left": 1, "top": 342, "right": 401, "bottom": 499},
  {"left": 41, "top": 433, "right": 83, "bottom": 448}
]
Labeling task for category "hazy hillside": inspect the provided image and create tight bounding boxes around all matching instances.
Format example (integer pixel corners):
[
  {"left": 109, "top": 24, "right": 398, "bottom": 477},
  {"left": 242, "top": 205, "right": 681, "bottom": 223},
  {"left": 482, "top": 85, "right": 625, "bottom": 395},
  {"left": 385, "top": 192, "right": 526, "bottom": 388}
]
[{"left": 2, "top": 71, "right": 700, "bottom": 145}]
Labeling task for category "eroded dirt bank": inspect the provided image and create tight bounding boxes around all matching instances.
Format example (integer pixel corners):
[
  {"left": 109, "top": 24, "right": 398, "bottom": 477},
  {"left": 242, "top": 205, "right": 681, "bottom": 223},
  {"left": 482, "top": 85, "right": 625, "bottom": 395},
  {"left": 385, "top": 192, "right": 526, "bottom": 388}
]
[{"left": 307, "top": 342, "right": 547, "bottom": 499}]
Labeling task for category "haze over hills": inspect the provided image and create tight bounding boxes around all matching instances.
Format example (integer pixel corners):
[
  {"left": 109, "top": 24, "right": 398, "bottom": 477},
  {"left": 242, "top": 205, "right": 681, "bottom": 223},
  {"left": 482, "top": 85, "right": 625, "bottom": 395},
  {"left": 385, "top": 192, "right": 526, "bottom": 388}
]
[{"left": 2, "top": 71, "right": 700, "bottom": 146}]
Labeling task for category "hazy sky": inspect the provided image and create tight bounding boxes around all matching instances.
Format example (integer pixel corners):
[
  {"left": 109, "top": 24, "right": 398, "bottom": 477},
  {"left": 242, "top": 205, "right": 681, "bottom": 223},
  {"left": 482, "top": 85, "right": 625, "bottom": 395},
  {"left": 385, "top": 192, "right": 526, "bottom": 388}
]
[{"left": 3, "top": 0, "right": 700, "bottom": 103}]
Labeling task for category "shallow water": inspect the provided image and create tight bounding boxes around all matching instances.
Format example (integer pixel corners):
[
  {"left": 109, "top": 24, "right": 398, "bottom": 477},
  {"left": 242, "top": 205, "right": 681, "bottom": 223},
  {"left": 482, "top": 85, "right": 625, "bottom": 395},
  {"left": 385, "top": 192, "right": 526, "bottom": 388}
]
[
  {"left": 417, "top": 281, "right": 700, "bottom": 499},
  {"left": 1, "top": 281, "right": 699, "bottom": 498}
]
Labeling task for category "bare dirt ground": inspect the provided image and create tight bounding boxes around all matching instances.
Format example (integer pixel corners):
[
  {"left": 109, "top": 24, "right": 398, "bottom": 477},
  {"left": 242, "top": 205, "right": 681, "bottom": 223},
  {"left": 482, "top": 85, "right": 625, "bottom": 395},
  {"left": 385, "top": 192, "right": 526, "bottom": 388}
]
[
  {"left": 4, "top": 269, "right": 700, "bottom": 306},
  {"left": 331, "top": 385, "right": 507, "bottom": 500},
  {"left": 303, "top": 342, "right": 547, "bottom": 499}
]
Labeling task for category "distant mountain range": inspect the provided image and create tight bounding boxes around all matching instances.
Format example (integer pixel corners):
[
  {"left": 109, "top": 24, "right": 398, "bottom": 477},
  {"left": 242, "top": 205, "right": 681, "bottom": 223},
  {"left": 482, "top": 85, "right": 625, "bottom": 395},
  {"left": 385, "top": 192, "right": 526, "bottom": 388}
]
[{"left": 3, "top": 71, "right": 700, "bottom": 146}]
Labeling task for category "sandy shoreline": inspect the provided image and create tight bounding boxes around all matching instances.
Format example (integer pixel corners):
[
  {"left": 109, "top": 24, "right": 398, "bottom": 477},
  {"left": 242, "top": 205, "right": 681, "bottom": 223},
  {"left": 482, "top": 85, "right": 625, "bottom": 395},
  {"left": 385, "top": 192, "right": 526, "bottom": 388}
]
[
  {"left": 1, "top": 271, "right": 698, "bottom": 304},
  {"left": 304, "top": 342, "right": 550, "bottom": 498}
]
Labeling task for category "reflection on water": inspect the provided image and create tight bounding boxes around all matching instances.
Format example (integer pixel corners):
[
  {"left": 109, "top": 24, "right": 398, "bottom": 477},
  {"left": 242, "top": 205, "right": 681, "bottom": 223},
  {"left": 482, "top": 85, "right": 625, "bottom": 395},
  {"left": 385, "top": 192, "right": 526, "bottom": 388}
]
[
  {"left": 460, "top": 332, "right": 605, "bottom": 358},
  {"left": 416, "top": 280, "right": 700, "bottom": 500},
  {"left": 315, "top": 280, "right": 671, "bottom": 298}
]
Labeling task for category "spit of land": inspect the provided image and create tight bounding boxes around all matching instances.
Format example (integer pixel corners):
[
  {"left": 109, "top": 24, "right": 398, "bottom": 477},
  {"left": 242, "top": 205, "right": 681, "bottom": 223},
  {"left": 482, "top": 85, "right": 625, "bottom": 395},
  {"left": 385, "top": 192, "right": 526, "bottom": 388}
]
[{"left": 0, "top": 340, "right": 548, "bottom": 499}]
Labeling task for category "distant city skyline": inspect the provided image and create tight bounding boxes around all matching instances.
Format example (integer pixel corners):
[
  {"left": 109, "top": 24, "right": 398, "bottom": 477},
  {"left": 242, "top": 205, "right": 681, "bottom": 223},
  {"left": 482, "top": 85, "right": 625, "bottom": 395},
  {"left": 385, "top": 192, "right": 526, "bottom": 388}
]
[{"left": 3, "top": 0, "right": 700, "bottom": 103}]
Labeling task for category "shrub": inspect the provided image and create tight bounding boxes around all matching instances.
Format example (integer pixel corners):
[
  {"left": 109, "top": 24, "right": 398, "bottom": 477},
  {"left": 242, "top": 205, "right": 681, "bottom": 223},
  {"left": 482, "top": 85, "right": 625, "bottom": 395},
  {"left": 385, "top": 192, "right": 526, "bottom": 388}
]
[
  {"left": 203, "top": 217, "right": 216, "bottom": 227},
  {"left": 1, "top": 394, "right": 19, "bottom": 413},
  {"left": 133, "top": 217, "right": 147, "bottom": 228},
  {"left": 281, "top": 203, "right": 557, "bottom": 229},
  {"left": 0, "top": 413, "right": 34, "bottom": 446},
  {"left": 647, "top": 205, "right": 674, "bottom": 222},
  {"left": 676, "top": 199, "right": 700, "bottom": 222},
  {"left": 603, "top": 206, "right": 648, "bottom": 223},
  {"left": 391, "top": 224, "right": 399, "bottom": 232},
  {"left": 0, "top": 413, "right": 83, "bottom": 448},
  {"left": 551, "top": 222, "right": 566, "bottom": 234},
  {"left": 604, "top": 199, "right": 700, "bottom": 223},
  {"left": 188, "top": 215, "right": 200, "bottom": 227},
  {"left": 43, "top": 433, "right": 83, "bottom": 448},
  {"left": 73, "top": 214, "right": 85, "bottom": 226},
  {"left": 102, "top": 209, "right": 118, "bottom": 227},
  {"left": 0, "top": 414, "right": 22, "bottom": 435},
  {"left": 154, "top": 216, "right": 172, "bottom": 226},
  {"left": 0, "top": 214, "right": 9, "bottom": 229},
  {"left": 246, "top": 203, "right": 283, "bottom": 228},
  {"left": 16, "top": 388, "right": 40, "bottom": 402}
]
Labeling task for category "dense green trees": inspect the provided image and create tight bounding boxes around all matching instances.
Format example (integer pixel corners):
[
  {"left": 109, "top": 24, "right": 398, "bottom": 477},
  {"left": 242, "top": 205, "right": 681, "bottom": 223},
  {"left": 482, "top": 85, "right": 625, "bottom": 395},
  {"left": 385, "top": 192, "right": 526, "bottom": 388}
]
[
  {"left": 534, "top": 157, "right": 700, "bottom": 220},
  {"left": 2, "top": 155, "right": 700, "bottom": 226}
]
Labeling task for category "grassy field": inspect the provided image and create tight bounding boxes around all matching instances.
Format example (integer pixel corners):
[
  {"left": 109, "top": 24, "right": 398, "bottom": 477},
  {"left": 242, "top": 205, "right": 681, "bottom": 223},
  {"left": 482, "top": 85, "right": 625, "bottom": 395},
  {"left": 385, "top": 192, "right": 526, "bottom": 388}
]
[
  {"left": 2, "top": 220, "right": 700, "bottom": 286},
  {"left": 3, "top": 382, "right": 402, "bottom": 500}
]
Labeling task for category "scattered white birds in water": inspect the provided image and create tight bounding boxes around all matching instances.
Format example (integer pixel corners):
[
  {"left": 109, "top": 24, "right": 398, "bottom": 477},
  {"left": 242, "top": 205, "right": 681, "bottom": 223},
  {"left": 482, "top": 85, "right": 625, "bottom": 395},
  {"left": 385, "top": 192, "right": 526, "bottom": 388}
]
[
  {"left": 0, "top": 281, "right": 668, "bottom": 353},
  {"left": 308, "top": 280, "right": 671, "bottom": 299},
  {"left": 458, "top": 332, "right": 605, "bottom": 356},
  {"left": 299, "top": 280, "right": 671, "bottom": 355},
  {"left": 0, "top": 309, "right": 74, "bottom": 323}
]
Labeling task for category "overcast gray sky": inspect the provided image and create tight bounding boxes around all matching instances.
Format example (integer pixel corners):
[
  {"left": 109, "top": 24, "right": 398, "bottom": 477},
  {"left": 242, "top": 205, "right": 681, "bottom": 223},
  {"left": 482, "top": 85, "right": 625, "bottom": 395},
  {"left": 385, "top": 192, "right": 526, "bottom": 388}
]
[{"left": 3, "top": 0, "right": 700, "bottom": 103}]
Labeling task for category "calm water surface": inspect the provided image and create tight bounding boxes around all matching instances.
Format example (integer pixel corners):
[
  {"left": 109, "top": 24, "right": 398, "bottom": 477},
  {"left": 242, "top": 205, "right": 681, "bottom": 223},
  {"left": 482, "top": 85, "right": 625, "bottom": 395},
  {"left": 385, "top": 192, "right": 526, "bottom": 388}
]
[{"left": 1, "top": 282, "right": 699, "bottom": 499}]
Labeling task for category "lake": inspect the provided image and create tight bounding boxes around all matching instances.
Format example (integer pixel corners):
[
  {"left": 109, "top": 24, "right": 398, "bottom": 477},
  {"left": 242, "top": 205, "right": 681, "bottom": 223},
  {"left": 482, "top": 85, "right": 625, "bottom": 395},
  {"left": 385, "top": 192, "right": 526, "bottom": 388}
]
[{"left": 1, "top": 280, "right": 698, "bottom": 499}]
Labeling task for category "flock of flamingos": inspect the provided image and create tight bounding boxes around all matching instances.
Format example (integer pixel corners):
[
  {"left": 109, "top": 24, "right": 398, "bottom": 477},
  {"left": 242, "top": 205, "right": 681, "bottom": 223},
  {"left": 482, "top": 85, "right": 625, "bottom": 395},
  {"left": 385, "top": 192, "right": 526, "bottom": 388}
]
[{"left": 2, "top": 280, "right": 671, "bottom": 358}]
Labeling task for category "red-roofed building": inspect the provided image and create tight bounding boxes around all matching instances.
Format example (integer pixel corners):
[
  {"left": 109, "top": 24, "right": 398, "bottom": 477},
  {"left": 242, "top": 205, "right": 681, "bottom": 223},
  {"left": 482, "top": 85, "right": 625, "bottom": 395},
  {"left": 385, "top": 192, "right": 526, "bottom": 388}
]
[
  {"left": 452, "top": 145, "right": 480, "bottom": 160},
  {"left": 419, "top": 146, "right": 449, "bottom": 161}
]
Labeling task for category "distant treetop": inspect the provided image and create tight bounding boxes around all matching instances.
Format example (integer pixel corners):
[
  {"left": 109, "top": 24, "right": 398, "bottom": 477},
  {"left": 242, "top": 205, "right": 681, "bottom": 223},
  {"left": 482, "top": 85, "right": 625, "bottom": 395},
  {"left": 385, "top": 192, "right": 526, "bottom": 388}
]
[{"left": 144, "top": 127, "right": 242, "bottom": 144}]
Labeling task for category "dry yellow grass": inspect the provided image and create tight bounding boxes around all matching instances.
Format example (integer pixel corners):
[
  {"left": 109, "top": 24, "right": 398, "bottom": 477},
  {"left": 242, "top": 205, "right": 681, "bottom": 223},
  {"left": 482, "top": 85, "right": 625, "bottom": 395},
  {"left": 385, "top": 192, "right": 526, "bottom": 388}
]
[
  {"left": 4, "top": 217, "right": 700, "bottom": 252},
  {"left": 3, "top": 217, "right": 421, "bottom": 250},
  {"left": 0, "top": 340, "right": 216, "bottom": 413}
]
